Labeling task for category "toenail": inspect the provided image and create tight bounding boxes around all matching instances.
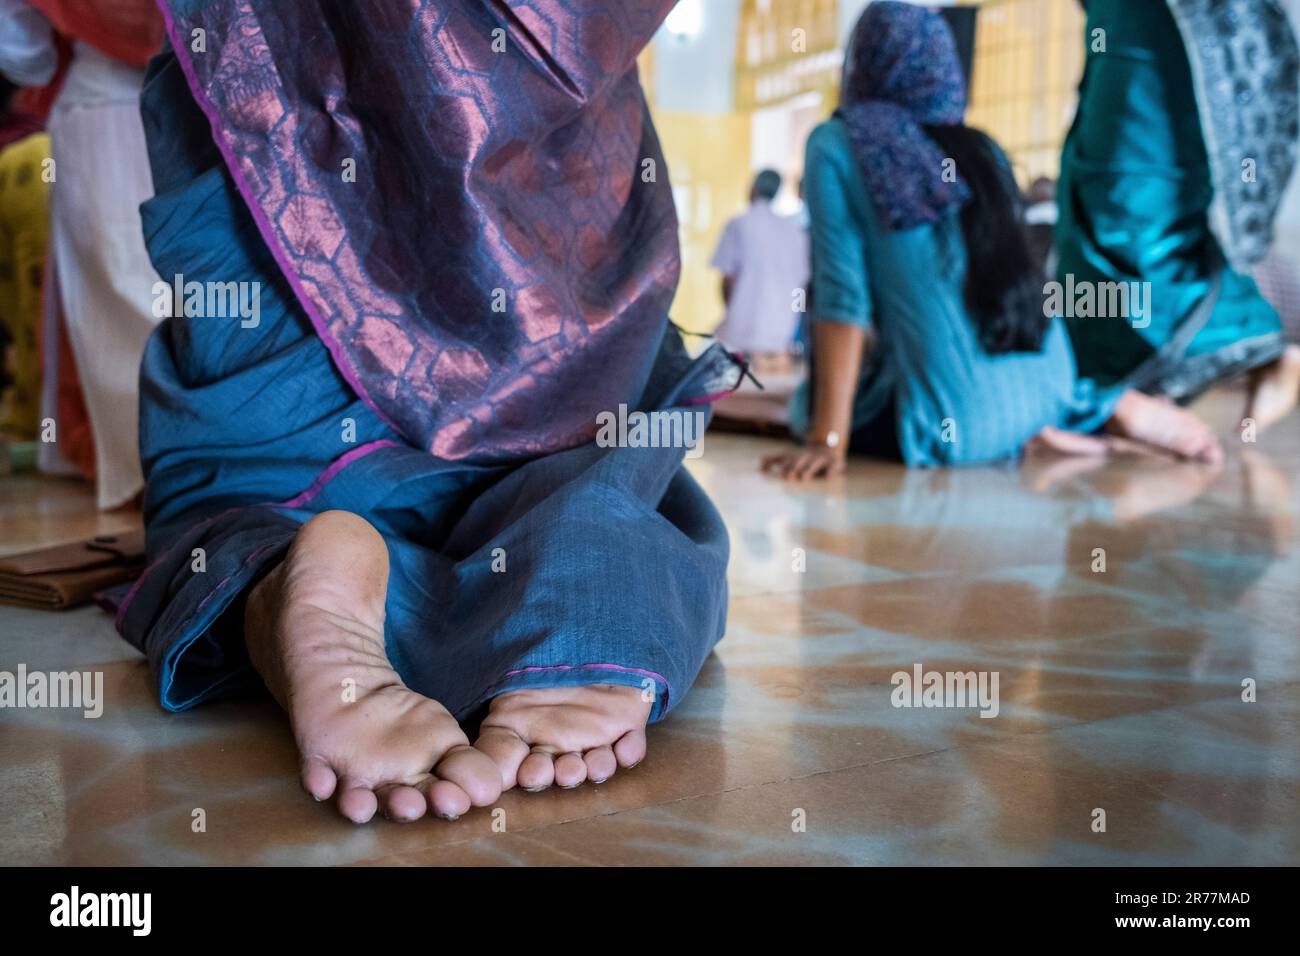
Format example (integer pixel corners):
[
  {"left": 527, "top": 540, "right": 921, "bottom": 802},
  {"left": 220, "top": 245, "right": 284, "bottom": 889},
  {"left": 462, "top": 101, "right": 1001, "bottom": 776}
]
[
  {"left": 436, "top": 812, "right": 460, "bottom": 821},
  {"left": 591, "top": 777, "right": 609, "bottom": 785},
  {"left": 523, "top": 785, "right": 547, "bottom": 793}
]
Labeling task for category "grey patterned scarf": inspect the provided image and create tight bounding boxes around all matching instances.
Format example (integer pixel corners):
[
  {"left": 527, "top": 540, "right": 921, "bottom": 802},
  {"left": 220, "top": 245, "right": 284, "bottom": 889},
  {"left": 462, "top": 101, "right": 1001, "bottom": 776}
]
[{"left": 1167, "top": 0, "right": 1300, "bottom": 270}]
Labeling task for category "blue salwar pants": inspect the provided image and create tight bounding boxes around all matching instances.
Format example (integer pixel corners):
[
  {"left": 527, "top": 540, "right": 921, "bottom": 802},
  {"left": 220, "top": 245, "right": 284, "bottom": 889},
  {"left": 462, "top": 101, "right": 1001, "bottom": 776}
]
[{"left": 115, "top": 51, "right": 730, "bottom": 724}]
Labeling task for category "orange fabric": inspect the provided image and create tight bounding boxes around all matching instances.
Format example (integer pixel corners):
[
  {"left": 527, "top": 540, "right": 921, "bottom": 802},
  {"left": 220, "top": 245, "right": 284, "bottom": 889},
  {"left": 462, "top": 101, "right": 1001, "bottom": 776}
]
[
  {"left": 55, "top": 306, "right": 95, "bottom": 480},
  {"left": 28, "top": 0, "right": 164, "bottom": 69},
  {"left": 35, "top": 253, "right": 95, "bottom": 479}
]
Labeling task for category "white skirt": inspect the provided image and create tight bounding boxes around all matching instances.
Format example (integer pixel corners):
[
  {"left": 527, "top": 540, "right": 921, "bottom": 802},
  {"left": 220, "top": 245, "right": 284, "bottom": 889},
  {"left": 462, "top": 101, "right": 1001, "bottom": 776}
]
[{"left": 43, "top": 42, "right": 162, "bottom": 509}]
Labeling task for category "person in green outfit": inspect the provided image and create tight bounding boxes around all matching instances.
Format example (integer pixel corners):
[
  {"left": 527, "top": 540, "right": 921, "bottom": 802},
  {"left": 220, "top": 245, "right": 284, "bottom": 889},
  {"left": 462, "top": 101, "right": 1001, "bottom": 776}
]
[
  {"left": 1056, "top": 0, "right": 1300, "bottom": 431},
  {"left": 764, "top": 1, "right": 1223, "bottom": 481}
]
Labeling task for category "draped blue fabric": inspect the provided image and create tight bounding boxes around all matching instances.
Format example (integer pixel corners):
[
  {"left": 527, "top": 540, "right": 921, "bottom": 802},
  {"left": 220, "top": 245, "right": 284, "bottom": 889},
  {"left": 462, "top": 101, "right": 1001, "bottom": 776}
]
[
  {"left": 116, "top": 42, "right": 733, "bottom": 721},
  {"left": 1056, "top": 0, "right": 1290, "bottom": 397}
]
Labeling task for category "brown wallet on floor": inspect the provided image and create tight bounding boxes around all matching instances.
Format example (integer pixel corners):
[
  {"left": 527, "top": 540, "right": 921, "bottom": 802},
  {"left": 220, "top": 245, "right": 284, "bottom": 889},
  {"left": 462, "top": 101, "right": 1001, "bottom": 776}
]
[{"left": 0, "top": 530, "right": 146, "bottom": 611}]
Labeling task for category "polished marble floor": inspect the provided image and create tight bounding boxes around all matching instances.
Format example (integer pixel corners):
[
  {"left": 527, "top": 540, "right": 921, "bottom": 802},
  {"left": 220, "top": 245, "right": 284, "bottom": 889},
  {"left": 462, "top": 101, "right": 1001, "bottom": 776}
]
[{"left": 1, "top": 390, "right": 1298, "bottom": 865}]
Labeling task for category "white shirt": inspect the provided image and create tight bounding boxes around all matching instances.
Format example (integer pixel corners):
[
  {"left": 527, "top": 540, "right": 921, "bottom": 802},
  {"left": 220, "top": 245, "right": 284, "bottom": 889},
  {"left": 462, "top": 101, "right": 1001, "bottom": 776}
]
[{"left": 710, "top": 200, "right": 811, "bottom": 354}]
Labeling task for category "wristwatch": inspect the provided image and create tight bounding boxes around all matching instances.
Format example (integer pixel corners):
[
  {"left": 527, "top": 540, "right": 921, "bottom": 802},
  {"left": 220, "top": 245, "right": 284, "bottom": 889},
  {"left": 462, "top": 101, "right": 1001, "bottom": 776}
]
[{"left": 806, "top": 430, "right": 842, "bottom": 450}]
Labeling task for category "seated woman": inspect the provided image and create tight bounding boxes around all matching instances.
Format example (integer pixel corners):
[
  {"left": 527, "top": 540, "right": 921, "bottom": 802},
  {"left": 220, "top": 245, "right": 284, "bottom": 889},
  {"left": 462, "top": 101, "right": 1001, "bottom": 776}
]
[
  {"left": 1056, "top": 0, "right": 1300, "bottom": 430},
  {"left": 764, "top": 2, "right": 1223, "bottom": 482},
  {"left": 115, "top": 0, "right": 737, "bottom": 824}
]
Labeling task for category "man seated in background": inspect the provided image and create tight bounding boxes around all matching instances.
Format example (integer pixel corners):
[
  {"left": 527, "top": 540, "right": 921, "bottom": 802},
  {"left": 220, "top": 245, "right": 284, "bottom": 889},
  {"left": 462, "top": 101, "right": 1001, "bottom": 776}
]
[{"left": 711, "top": 168, "right": 810, "bottom": 375}]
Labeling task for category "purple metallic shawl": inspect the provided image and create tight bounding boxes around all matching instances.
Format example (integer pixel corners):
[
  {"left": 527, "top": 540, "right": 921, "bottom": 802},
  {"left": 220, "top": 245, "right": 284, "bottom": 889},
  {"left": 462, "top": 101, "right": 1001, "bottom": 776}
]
[{"left": 158, "top": 0, "right": 680, "bottom": 462}]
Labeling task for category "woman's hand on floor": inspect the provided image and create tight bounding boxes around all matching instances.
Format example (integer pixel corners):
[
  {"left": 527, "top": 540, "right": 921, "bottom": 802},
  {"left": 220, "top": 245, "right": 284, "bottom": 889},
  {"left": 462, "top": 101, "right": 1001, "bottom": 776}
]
[{"left": 761, "top": 446, "right": 847, "bottom": 481}]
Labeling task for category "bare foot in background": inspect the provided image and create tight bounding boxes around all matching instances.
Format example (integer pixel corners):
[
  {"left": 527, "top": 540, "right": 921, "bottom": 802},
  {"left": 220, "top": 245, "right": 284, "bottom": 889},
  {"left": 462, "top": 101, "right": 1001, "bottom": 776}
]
[
  {"left": 1246, "top": 344, "right": 1300, "bottom": 431},
  {"left": 1103, "top": 389, "right": 1223, "bottom": 464}
]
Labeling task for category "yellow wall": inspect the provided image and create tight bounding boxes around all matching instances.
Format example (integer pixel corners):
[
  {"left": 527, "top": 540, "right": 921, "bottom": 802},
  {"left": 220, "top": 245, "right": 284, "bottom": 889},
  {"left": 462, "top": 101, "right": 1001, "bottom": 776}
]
[
  {"left": 735, "top": 0, "right": 840, "bottom": 110},
  {"left": 650, "top": 0, "right": 838, "bottom": 335},
  {"left": 655, "top": 111, "right": 754, "bottom": 335},
  {"left": 963, "top": 0, "right": 1086, "bottom": 185}
]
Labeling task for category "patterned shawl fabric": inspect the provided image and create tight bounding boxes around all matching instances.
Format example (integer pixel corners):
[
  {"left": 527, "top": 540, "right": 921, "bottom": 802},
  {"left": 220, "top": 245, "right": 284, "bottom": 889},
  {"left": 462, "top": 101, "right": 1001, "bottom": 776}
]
[
  {"left": 1166, "top": 0, "right": 1300, "bottom": 272},
  {"left": 838, "top": 1, "right": 971, "bottom": 233},
  {"left": 157, "top": 0, "right": 681, "bottom": 463}
]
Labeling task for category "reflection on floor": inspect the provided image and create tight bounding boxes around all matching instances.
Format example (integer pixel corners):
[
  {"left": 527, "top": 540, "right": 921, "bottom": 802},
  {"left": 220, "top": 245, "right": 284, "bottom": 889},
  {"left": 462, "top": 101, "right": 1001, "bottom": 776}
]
[{"left": 1, "top": 391, "right": 1297, "bottom": 865}]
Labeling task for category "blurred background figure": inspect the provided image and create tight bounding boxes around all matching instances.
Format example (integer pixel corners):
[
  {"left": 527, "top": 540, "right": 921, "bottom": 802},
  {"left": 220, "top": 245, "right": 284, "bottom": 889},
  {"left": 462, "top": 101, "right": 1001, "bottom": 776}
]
[
  {"left": 711, "top": 168, "right": 810, "bottom": 374},
  {"left": 0, "top": 0, "right": 54, "bottom": 140},
  {"left": 762, "top": 1, "right": 1221, "bottom": 480},
  {"left": 0, "top": 0, "right": 166, "bottom": 503},
  {"left": 1056, "top": 0, "right": 1300, "bottom": 430},
  {"left": 0, "top": 0, "right": 56, "bottom": 467},
  {"left": 33, "top": 0, "right": 166, "bottom": 509}
]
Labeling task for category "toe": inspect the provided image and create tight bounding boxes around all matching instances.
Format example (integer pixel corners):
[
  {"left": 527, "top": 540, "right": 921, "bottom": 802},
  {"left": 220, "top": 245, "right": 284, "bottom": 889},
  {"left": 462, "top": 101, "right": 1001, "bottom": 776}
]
[
  {"left": 418, "top": 780, "right": 470, "bottom": 822},
  {"left": 337, "top": 786, "right": 379, "bottom": 824},
  {"left": 424, "top": 779, "right": 472, "bottom": 820},
  {"left": 1030, "top": 426, "right": 1111, "bottom": 457},
  {"left": 583, "top": 746, "right": 617, "bottom": 784},
  {"left": 613, "top": 729, "right": 647, "bottom": 768},
  {"left": 517, "top": 750, "right": 555, "bottom": 791},
  {"left": 434, "top": 745, "right": 503, "bottom": 806},
  {"left": 1201, "top": 434, "right": 1224, "bottom": 466},
  {"left": 1181, "top": 426, "right": 1220, "bottom": 464},
  {"left": 300, "top": 757, "right": 338, "bottom": 802},
  {"left": 473, "top": 727, "right": 532, "bottom": 791},
  {"left": 377, "top": 784, "right": 428, "bottom": 822},
  {"left": 553, "top": 752, "right": 587, "bottom": 788}
]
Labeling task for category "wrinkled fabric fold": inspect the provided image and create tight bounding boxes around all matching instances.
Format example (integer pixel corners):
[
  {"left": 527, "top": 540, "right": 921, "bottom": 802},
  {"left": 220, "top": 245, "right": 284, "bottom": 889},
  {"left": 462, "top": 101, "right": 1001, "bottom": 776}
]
[{"left": 1057, "top": 0, "right": 1293, "bottom": 394}]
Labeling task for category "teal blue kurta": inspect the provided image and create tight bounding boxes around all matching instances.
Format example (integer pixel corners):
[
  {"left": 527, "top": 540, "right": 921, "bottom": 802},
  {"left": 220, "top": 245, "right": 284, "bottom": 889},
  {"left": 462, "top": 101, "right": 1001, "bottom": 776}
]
[
  {"left": 1056, "top": 0, "right": 1282, "bottom": 396},
  {"left": 792, "top": 117, "right": 1121, "bottom": 467}
]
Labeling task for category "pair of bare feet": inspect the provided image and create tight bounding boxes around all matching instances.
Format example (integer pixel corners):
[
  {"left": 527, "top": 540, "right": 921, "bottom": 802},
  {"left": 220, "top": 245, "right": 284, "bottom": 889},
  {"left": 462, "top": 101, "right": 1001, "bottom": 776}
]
[
  {"left": 1030, "top": 387, "right": 1225, "bottom": 464},
  {"left": 244, "top": 510, "right": 652, "bottom": 824},
  {"left": 1035, "top": 356, "right": 1300, "bottom": 464},
  {"left": 1247, "top": 344, "right": 1300, "bottom": 432}
]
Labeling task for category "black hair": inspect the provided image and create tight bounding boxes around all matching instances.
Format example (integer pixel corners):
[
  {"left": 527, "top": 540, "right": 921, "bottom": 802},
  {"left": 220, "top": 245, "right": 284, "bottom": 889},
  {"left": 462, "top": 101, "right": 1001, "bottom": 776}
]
[
  {"left": 922, "top": 123, "right": 1050, "bottom": 354},
  {"left": 751, "top": 168, "right": 782, "bottom": 201}
]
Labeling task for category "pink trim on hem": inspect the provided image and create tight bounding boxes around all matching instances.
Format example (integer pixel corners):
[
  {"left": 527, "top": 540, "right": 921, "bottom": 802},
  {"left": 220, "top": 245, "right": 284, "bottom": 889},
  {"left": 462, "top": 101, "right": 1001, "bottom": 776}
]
[
  {"left": 114, "top": 438, "right": 398, "bottom": 633},
  {"left": 679, "top": 350, "right": 751, "bottom": 407},
  {"left": 681, "top": 386, "right": 738, "bottom": 407},
  {"left": 275, "top": 439, "right": 401, "bottom": 509},
  {"left": 114, "top": 504, "right": 242, "bottom": 633},
  {"left": 501, "top": 662, "right": 669, "bottom": 690}
]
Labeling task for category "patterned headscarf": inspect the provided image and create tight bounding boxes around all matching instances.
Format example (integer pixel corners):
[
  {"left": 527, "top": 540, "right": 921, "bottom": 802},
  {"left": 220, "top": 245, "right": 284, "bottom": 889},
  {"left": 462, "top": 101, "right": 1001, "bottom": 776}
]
[{"left": 839, "top": 1, "right": 971, "bottom": 232}]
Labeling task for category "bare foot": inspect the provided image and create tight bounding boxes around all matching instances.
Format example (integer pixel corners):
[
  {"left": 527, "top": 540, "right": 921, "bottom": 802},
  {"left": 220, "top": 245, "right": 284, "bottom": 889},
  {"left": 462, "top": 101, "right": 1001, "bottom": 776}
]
[
  {"left": 1245, "top": 344, "right": 1300, "bottom": 431},
  {"left": 244, "top": 510, "right": 501, "bottom": 823},
  {"left": 1024, "top": 425, "right": 1114, "bottom": 458},
  {"left": 473, "top": 684, "right": 652, "bottom": 791},
  {"left": 1104, "top": 389, "right": 1223, "bottom": 464}
]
